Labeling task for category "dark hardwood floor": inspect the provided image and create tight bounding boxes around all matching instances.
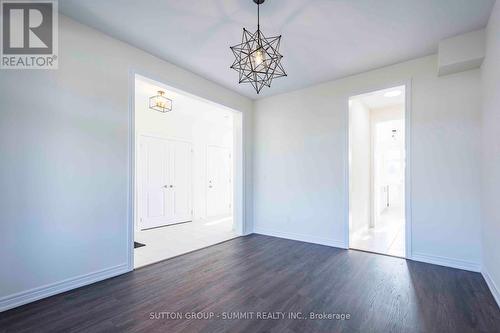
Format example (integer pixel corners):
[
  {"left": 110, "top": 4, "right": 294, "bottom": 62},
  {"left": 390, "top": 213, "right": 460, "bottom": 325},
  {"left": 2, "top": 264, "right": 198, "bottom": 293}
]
[{"left": 1, "top": 234, "right": 499, "bottom": 333}]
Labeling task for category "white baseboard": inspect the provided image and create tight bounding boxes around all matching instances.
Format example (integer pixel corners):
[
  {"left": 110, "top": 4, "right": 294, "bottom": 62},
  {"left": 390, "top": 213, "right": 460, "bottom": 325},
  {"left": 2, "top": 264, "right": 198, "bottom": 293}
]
[
  {"left": 411, "top": 252, "right": 481, "bottom": 272},
  {"left": 254, "top": 227, "right": 346, "bottom": 249},
  {"left": 241, "top": 230, "right": 253, "bottom": 236},
  {"left": 254, "top": 229, "right": 482, "bottom": 273},
  {"left": 0, "top": 263, "right": 130, "bottom": 313},
  {"left": 482, "top": 268, "right": 500, "bottom": 308}
]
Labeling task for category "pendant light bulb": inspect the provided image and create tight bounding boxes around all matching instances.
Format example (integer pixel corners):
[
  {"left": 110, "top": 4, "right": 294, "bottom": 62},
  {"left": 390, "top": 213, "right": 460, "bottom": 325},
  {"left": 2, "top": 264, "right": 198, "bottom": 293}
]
[{"left": 251, "top": 48, "right": 267, "bottom": 69}]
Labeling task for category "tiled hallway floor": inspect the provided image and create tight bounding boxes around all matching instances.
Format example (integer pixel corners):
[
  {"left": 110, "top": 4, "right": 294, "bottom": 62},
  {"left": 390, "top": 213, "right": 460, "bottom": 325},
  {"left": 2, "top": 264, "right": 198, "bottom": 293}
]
[
  {"left": 350, "top": 206, "right": 405, "bottom": 257},
  {"left": 134, "top": 216, "right": 237, "bottom": 268}
]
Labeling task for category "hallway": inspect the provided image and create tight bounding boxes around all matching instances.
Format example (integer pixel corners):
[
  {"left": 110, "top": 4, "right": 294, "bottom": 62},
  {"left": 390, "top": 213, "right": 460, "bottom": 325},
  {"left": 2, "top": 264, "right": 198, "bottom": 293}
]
[
  {"left": 350, "top": 205, "right": 405, "bottom": 257},
  {"left": 134, "top": 217, "right": 236, "bottom": 268}
]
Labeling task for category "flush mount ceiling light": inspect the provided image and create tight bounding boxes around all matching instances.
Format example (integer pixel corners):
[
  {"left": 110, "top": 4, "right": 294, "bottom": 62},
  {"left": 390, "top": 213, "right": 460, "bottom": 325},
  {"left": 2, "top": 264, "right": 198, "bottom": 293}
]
[
  {"left": 149, "top": 90, "right": 172, "bottom": 113},
  {"left": 384, "top": 90, "right": 402, "bottom": 98},
  {"left": 230, "top": 0, "right": 287, "bottom": 94}
]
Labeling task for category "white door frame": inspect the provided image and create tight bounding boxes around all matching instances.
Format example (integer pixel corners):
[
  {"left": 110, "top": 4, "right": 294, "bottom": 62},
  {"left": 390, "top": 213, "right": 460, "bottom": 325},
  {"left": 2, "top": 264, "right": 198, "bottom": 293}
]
[
  {"left": 126, "top": 70, "right": 247, "bottom": 271},
  {"left": 344, "top": 80, "right": 412, "bottom": 259}
]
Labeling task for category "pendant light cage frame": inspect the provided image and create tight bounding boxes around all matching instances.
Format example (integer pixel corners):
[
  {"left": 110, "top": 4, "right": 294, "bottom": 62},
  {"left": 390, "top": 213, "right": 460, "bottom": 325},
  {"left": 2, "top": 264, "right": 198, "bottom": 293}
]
[
  {"left": 230, "top": 0, "right": 287, "bottom": 94},
  {"left": 149, "top": 90, "right": 173, "bottom": 113}
]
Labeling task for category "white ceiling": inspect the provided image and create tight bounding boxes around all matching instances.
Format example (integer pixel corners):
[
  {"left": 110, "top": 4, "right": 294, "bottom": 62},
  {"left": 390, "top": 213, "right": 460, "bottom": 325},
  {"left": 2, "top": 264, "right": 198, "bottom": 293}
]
[
  {"left": 352, "top": 85, "right": 405, "bottom": 110},
  {"left": 59, "top": 0, "right": 495, "bottom": 100},
  {"left": 136, "top": 75, "right": 234, "bottom": 127}
]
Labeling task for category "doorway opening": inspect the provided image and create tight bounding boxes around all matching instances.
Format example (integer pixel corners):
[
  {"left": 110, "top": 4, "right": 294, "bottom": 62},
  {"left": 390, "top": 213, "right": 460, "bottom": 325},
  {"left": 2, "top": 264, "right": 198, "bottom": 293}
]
[
  {"left": 348, "top": 85, "right": 407, "bottom": 258},
  {"left": 132, "top": 74, "right": 243, "bottom": 268}
]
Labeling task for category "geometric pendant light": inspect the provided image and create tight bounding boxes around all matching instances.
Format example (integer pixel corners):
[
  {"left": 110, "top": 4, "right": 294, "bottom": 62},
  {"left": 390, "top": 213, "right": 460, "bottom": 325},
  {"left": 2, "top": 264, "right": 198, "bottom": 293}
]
[{"left": 230, "top": 0, "right": 287, "bottom": 94}]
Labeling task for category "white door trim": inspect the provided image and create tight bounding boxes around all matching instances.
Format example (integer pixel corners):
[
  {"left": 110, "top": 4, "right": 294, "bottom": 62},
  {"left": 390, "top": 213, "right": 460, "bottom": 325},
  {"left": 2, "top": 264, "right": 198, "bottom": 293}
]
[
  {"left": 127, "top": 70, "right": 247, "bottom": 271},
  {"left": 344, "top": 79, "right": 413, "bottom": 259}
]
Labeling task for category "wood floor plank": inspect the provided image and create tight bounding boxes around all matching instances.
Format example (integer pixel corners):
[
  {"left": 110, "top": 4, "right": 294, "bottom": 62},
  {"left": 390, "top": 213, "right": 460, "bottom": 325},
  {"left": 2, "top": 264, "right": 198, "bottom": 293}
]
[{"left": 0, "top": 235, "right": 499, "bottom": 333}]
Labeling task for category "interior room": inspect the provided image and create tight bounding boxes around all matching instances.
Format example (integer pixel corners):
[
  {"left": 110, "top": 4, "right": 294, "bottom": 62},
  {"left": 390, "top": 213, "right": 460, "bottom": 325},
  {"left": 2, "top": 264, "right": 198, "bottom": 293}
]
[
  {"left": 133, "top": 75, "right": 238, "bottom": 268},
  {"left": 1, "top": 0, "right": 499, "bottom": 332},
  {"left": 349, "top": 86, "right": 406, "bottom": 257}
]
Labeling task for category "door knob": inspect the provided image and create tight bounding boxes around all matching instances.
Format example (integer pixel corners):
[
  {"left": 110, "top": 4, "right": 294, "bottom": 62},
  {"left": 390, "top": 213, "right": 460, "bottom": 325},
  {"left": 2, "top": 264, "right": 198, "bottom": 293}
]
[{"left": 170, "top": 185, "right": 174, "bottom": 188}]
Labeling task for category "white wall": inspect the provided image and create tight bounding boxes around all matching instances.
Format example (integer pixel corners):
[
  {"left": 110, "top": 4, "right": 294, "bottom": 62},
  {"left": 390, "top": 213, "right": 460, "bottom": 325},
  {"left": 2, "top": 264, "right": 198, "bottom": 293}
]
[
  {"left": 135, "top": 77, "right": 233, "bottom": 224},
  {"left": 0, "top": 15, "right": 253, "bottom": 311},
  {"left": 348, "top": 100, "right": 371, "bottom": 235},
  {"left": 370, "top": 105, "right": 404, "bottom": 123},
  {"left": 253, "top": 55, "right": 482, "bottom": 270},
  {"left": 481, "top": 0, "right": 500, "bottom": 304}
]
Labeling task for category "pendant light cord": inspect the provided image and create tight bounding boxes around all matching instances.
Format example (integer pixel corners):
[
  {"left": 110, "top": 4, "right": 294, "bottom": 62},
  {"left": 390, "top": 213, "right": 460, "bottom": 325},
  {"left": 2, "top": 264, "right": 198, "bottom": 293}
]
[{"left": 257, "top": 2, "right": 260, "bottom": 30}]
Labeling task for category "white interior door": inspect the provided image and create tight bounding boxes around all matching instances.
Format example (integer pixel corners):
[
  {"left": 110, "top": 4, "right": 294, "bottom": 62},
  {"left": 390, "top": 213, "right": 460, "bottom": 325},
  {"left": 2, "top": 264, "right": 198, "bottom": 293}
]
[
  {"left": 139, "top": 136, "right": 192, "bottom": 230},
  {"left": 207, "top": 145, "right": 232, "bottom": 218},
  {"left": 139, "top": 136, "right": 171, "bottom": 229},
  {"left": 171, "top": 140, "right": 192, "bottom": 223}
]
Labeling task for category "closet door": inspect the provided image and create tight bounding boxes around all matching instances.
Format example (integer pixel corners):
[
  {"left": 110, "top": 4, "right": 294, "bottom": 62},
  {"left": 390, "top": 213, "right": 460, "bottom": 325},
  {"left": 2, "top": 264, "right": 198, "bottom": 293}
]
[
  {"left": 139, "top": 136, "right": 192, "bottom": 230},
  {"left": 139, "top": 136, "right": 173, "bottom": 229},
  {"left": 170, "top": 140, "right": 192, "bottom": 223}
]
